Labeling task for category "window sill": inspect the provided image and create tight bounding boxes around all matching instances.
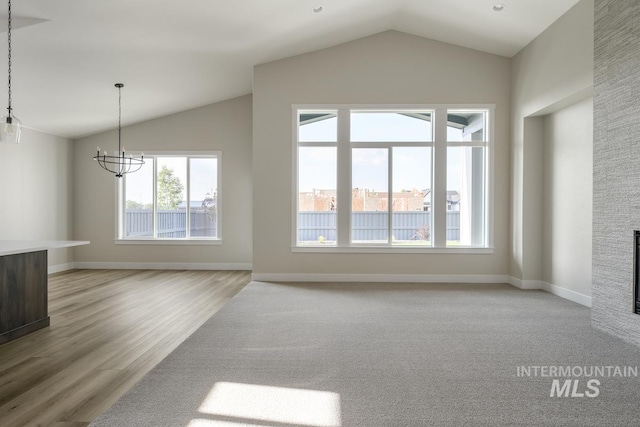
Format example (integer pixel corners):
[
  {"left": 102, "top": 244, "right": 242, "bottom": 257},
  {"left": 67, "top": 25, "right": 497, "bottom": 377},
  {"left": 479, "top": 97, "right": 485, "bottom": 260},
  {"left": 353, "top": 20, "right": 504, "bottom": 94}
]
[
  {"left": 115, "top": 239, "right": 222, "bottom": 246},
  {"left": 291, "top": 246, "right": 494, "bottom": 254}
]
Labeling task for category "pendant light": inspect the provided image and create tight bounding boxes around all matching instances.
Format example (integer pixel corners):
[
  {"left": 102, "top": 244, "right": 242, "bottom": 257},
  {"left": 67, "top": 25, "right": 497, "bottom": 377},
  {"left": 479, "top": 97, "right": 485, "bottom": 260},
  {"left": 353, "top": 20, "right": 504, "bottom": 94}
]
[
  {"left": 93, "top": 83, "right": 144, "bottom": 178},
  {"left": 0, "top": 0, "right": 21, "bottom": 144}
]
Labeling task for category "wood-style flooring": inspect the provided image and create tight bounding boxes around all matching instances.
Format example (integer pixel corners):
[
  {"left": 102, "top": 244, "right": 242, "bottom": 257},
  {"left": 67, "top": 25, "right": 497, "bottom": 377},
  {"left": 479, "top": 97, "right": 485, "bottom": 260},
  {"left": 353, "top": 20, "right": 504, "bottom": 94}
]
[{"left": 0, "top": 269, "right": 251, "bottom": 427}]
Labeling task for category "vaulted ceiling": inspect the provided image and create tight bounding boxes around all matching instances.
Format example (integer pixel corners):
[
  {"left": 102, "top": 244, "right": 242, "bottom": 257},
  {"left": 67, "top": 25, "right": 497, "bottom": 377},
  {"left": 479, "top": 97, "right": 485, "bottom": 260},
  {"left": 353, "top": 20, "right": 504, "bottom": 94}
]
[{"left": 2, "top": 0, "right": 580, "bottom": 138}]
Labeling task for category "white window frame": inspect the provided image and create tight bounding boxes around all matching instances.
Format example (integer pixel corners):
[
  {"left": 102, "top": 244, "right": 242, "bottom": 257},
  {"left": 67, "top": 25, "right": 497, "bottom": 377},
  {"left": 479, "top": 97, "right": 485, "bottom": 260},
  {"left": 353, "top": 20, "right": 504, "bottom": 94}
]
[
  {"left": 292, "top": 104, "right": 494, "bottom": 254},
  {"left": 115, "top": 151, "right": 222, "bottom": 245}
]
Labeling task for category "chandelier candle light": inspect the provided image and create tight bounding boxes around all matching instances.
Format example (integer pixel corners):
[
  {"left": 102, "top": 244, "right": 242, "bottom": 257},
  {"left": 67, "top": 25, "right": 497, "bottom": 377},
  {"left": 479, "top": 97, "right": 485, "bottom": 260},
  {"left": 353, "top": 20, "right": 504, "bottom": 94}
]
[
  {"left": 93, "top": 83, "right": 144, "bottom": 178},
  {"left": 0, "top": 0, "right": 21, "bottom": 144}
]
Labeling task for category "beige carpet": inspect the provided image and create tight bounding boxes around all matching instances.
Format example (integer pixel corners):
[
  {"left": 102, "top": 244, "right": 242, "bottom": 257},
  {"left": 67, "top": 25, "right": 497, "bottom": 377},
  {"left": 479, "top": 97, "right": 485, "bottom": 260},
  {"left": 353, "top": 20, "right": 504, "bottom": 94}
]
[{"left": 91, "top": 281, "right": 640, "bottom": 426}]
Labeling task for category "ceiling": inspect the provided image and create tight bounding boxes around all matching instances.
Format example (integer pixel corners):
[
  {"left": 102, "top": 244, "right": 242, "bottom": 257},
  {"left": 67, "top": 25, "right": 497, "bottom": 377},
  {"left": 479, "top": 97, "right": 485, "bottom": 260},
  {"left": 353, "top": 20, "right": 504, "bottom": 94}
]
[{"left": 1, "top": 0, "right": 581, "bottom": 139}]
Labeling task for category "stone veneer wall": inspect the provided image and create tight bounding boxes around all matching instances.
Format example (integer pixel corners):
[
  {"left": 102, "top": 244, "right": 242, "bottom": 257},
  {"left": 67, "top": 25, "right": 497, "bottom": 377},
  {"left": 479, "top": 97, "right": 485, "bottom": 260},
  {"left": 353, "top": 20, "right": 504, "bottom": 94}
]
[{"left": 592, "top": 0, "right": 640, "bottom": 344}]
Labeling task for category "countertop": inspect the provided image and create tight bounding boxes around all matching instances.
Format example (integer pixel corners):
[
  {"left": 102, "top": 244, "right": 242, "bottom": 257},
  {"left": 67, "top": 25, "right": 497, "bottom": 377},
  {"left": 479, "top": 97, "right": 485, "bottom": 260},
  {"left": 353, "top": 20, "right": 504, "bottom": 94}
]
[{"left": 0, "top": 240, "right": 90, "bottom": 257}]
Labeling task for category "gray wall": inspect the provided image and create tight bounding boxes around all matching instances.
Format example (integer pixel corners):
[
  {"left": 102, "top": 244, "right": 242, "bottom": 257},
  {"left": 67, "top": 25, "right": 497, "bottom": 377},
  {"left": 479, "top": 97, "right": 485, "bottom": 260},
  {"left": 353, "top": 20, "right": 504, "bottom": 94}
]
[
  {"left": 253, "top": 30, "right": 511, "bottom": 278},
  {"left": 510, "top": 0, "right": 594, "bottom": 291},
  {"left": 73, "top": 94, "right": 253, "bottom": 268},
  {"left": 542, "top": 97, "right": 593, "bottom": 298},
  {"left": 0, "top": 128, "right": 75, "bottom": 271},
  {"left": 592, "top": 0, "right": 640, "bottom": 344}
]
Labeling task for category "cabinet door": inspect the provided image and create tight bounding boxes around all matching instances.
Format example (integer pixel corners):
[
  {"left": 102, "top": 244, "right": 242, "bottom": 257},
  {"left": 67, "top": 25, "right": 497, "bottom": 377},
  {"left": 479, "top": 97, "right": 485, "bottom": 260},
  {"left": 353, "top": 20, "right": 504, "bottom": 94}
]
[{"left": 0, "top": 250, "right": 48, "bottom": 335}]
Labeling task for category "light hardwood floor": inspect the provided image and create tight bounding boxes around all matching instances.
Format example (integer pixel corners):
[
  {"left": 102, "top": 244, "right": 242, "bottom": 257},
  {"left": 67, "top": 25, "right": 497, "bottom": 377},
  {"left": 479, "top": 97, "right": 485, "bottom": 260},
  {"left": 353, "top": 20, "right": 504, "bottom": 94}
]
[{"left": 0, "top": 269, "right": 251, "bottom": 427}]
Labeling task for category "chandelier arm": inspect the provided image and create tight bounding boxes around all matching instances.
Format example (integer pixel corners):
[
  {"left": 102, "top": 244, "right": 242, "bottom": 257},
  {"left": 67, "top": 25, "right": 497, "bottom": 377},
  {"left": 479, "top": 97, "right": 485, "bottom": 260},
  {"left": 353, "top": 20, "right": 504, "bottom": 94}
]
[{"left": 93, "top": 153, "right": 144, "bottom": 177}]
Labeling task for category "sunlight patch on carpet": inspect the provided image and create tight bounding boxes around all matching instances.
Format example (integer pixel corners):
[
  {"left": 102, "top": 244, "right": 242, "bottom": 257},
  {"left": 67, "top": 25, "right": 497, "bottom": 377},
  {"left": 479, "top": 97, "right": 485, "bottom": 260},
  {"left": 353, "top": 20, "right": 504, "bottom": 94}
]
[
  {"left": 187, "top": 420, "right": 263, "bottom": 427},
  {"left": 197, "top": 382, "right": 342, "bottom": 427}
]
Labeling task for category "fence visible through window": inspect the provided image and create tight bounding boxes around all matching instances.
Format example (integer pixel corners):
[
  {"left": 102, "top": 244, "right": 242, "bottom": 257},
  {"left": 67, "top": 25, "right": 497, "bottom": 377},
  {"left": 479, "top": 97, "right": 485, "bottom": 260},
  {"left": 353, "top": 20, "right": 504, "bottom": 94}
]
[
  {"left": 296, "top": 211, "right": 460, "bottom": 244},
  {"left": 125, "top": 210, "right": 217, "bottom": 239}
]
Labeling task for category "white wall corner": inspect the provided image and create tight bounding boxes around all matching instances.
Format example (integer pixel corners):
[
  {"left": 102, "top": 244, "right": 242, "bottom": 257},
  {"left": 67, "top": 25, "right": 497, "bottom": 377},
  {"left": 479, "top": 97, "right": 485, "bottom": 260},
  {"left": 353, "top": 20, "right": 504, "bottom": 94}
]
[
  {"left": 508, "top": 276, "right": 543, "bottom": 290},
  {"left": 541, "top": 281, "right": 592, "bottom": 307},
  {"left": 48, "top": 263, "right": 75, "bottom": 275},
  {"left": 508, "top": 277, "right": 591, "bottom": 307}
]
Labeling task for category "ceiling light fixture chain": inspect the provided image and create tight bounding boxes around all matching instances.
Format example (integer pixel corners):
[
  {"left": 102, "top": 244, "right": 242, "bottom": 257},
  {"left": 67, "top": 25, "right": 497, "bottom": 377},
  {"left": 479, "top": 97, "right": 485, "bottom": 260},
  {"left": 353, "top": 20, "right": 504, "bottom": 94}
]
[
  {"left": 93, "top": 83, "right": 144, "bottom": 178},
  {"left": 0, "top": 0, "right": 21, "bottom": 144}
]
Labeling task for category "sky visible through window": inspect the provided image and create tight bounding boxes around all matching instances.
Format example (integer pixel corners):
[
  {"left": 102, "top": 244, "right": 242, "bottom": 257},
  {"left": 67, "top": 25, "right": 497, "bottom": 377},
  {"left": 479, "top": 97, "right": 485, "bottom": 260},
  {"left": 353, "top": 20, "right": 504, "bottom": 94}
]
[{"left": 298, "top": 114, "right": 464, "bottom": 193}]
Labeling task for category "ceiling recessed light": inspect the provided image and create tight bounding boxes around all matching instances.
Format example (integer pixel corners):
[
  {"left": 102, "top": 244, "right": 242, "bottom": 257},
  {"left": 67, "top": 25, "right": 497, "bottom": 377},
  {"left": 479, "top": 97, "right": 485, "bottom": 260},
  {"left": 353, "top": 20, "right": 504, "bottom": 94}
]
[
  {"left": 312, "top": 6, "right": 323, "bottom": 14},
  {"left": 492, "top": 4, "right": 505, "bottom": 12}
]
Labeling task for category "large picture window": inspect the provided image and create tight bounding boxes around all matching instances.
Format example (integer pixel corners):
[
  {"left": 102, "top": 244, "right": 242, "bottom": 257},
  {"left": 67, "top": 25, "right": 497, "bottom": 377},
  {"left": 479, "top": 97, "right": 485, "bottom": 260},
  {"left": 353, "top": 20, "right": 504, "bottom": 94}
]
[
  {"left": 118, "top": 153, "right": 221, "bottom": 241},
  {"left": 294, "top": 106, "right": 492, "bottom": 250}
]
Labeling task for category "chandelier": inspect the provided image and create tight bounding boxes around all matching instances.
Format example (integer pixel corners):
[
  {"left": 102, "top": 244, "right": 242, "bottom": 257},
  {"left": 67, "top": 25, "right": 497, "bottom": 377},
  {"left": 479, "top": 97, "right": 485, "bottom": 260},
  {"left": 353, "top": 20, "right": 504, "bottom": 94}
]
[
  {"left": 93, "top": 83, "right": 144, "bottom": 177},
  {"left": 0, "top": 0, "right": 21, "bottom": 144}
]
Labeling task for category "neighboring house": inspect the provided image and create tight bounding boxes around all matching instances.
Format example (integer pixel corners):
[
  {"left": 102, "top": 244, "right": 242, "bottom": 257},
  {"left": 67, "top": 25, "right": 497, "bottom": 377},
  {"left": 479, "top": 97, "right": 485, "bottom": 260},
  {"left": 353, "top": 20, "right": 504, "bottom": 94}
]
[
  {"left": 422, "top": 189, "right": 460, "bottom": 212},
  {"left": 299, "top": 189, "right": 337, "bottom": 211},
  {"left": 299, "top": 188, "right": 425, "bottom": 212},
  {"left": 446, "top": 191, "right": 460, "bottom": 211}
]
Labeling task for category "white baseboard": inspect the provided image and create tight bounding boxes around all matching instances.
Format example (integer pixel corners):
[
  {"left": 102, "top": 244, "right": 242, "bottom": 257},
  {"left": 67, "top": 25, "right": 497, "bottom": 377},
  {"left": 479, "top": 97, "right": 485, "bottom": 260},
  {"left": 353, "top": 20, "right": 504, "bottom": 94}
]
[
  {"left": 72, "top": 262, "right": 252, "bottom": 271},
  {"left": 48, "top": 263, "right": 74, "bottom": 274},
  {"left": 47, "top": 265, "right": 592, "bottom": 307},
  {"left": 253, "top": 273, "right": 592, "bottom": 307},
  {"left": 540, "top": 281, "right": 592, "bottom": 307},
  {"left": 251, "top": 273, "right": 510, "bottom": 284},
  {"left": 508, "top": 276, "right": 591, "bottom": 307},
  {"left": 508, "top": 276, "right": 543, "bottom": 290}
]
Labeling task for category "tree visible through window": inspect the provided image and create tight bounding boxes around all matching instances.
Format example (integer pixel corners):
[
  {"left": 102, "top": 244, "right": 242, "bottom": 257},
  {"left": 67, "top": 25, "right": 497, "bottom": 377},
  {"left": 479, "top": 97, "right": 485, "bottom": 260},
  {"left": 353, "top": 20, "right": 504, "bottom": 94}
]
[{"left": 157, "top": 165, "right": 185, "bottom": 210}]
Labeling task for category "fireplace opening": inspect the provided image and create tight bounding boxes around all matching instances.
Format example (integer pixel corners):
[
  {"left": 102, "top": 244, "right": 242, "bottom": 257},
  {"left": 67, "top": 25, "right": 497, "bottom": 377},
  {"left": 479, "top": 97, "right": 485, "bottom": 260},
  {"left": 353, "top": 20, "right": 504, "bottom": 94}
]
[{"left": 635, "top": 231, "right": 640, "bottom": 314}]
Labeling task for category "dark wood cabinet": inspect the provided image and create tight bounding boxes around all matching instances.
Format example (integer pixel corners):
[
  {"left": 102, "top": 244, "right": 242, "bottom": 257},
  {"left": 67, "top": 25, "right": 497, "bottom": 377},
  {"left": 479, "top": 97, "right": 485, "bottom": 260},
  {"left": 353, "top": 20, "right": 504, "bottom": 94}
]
[{"left": 0, "top": 250, "right": 50, "bottom": 344}]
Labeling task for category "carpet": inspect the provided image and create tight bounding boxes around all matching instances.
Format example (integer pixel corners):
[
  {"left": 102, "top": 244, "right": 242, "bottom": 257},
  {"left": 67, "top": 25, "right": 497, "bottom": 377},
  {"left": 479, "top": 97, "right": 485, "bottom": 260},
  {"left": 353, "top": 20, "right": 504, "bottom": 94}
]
[{"left": 90, "top": 282, "right": 640, "bottom": 426}]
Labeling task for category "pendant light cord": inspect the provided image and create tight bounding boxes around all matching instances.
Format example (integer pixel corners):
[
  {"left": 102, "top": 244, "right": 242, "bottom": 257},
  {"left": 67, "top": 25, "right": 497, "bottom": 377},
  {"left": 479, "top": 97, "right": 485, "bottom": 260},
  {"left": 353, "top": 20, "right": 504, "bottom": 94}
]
[
  {"left": 118, "top": 85, "right": 122, "bottom": 153},
  {"left": 6, "top": 0, "right": 12, "bottom": 115}
]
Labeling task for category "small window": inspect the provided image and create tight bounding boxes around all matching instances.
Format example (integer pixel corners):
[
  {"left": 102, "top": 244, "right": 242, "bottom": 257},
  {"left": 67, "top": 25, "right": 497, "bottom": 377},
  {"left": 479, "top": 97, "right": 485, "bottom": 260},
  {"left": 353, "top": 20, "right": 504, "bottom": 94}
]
[
  {"left": 299, "top": 112, "right": 337, "bottom": 142},
  {"left": 446, "top": 108, "right": 488, "bottom": 247},
  {"left": 351, "top": 111, "right": 433, "bottom": 142},
  {"left": 298, "top": 146, "right": 337, "bottom": 245},
  {"left": 120, "top": 153, "right": 220, "bottom": 241},
  {"left": 352, "top": 148, "right": 389, "bottom": 244},
  {"left": 447, "top": 111, "right": 487, "bottom": 142},
  {"left": 392, "top": 147, "right": 432, "bottom": 246}
]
